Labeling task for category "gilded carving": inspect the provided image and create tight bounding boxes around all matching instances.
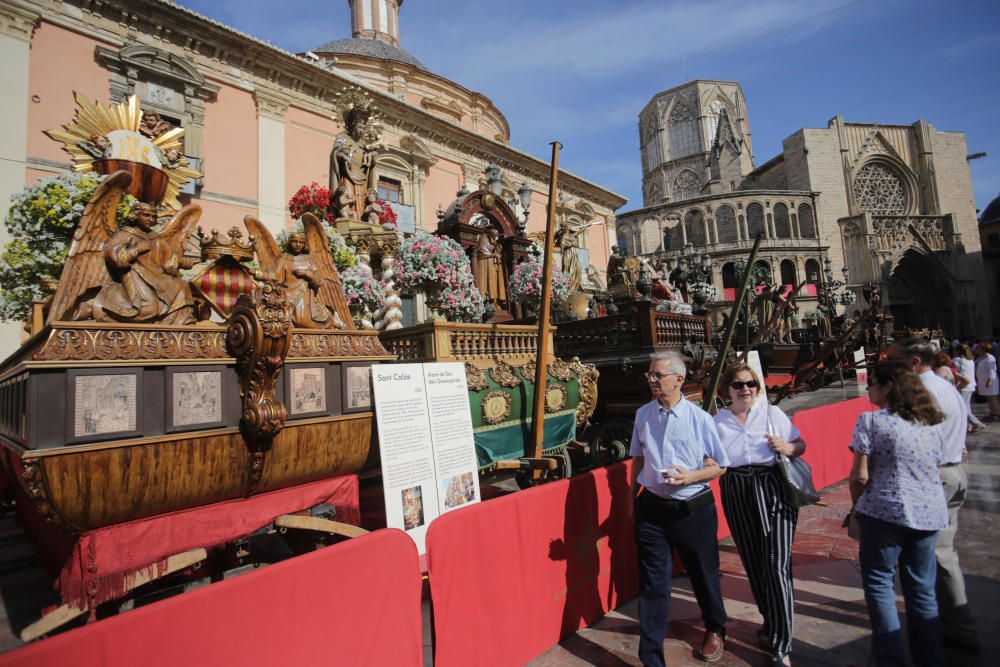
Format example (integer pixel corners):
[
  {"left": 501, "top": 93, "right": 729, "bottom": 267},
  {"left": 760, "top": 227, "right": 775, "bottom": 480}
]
[
  {"left": 548, "top": 358, "right": 576, "bottom": 382},
  {"left": 488, "top": 359, "right": 522, "bottom": 388},
  {"left": 544, "top": 384, "right": 568, "bottom": 413},
  {"left": 569, "top": 358, "right": 601, "bottom": 427},
  {"left": 287, "top": 331, "right": 387, "bottom": 359},
  {"left": 481, "top": 390, "right": 513, "bottom": 425},
  {"left": 465, "top": 363, "right": 489, "bottom": 391},
  {"left": 518, "top": 359, "right": 536, "bottom": 382},
  {"left": 21, "top": 460, "right": 70, "bottom": 531},
  {"left": 33, "top": 325, "right": 230, "bottom": 362}
]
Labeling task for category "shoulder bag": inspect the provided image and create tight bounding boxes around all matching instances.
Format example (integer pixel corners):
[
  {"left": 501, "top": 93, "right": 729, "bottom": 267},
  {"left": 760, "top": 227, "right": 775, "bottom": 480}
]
[{"left": 767, "top": 404, "right": 821, "bottom": 508}]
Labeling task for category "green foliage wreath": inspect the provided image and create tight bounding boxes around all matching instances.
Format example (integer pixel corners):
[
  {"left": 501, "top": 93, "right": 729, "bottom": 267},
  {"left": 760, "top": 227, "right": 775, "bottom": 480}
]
[{"left": 0, "top": 172, "right": 134, "bottom": 322}]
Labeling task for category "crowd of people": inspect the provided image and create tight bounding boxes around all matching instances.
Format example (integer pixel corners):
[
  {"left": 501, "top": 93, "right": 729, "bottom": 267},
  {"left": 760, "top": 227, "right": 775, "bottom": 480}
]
[{"left": 628, "top": 336, "right": 989, "bottom": 666}]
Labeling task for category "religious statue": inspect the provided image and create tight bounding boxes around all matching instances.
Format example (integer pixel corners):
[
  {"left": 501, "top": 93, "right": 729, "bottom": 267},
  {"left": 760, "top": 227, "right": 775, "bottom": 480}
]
[
  {"left": 46, "top": 172, "right": 201, "bottom": 326},
  {"left": 607, "top": 246, "right": 639, "bottom": 298},
  {"left": 75, "top": 133, "right": 112, "bottom": 160},
  {"left": 585, "top": 264, "right": 605, "bottom": 292},
  {"left": 245, "top": 213, "right": 352, "bottom": 330},
  {"left": 668, "top": 266, "right": 690, "bottom": 304},
  {"left": 361, "top": 190, "right": 383, "bottom": 226},
  {"left": 138, "top": 111, "right": 174, "bottom": 140},
  {"left": 555, "top": 223, "right": 585, "bottom": 294},
  {"left": 329, "top": 88, "right": 382, "bottom": 221},
  {"left": 475, "top": 227, "right": 507, "bottom": 307}
]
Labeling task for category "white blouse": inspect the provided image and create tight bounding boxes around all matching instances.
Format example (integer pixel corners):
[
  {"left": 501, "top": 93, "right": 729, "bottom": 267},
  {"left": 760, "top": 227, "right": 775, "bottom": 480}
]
[{"left": 713, "top": 398, "right": 800, "bottom": 468}]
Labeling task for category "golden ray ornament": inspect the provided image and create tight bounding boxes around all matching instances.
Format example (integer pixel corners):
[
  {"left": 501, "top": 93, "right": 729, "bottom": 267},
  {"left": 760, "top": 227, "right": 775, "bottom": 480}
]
[{"left": 44, "top": 92, "right": 201, "bottom": 210}]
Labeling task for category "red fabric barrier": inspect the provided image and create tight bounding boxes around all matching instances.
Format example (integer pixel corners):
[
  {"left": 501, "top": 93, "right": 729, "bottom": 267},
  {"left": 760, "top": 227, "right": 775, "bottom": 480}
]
[
  {"left": 0, "top": 528, "right": 421, "bottom": 667},
  {"left": 19, "top": 474, "right": 358, "bottom": 609},
  {"left": 428, "top": 461, "right": 638, "bottom": 667},
  {"left": 792, "top": 397, "right": 875, "bottom": 491},
  {"left": 764, "top": 374, "right": 794, "bottom": 388}
]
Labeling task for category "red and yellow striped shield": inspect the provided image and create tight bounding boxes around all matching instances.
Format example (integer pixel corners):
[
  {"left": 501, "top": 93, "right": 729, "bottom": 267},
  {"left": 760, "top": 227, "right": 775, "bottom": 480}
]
[{"left": 190, "top": 256, "right": 255, "bottom": 319}]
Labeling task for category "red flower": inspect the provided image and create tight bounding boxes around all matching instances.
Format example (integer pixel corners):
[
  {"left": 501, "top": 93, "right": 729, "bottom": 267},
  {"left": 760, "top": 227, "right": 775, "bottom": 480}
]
[
  {"left": 289, "top": 182, "right": 334, "bottom": 223},
  {"left": 378, "top": 199, "right": 399, "bottom": 229}
]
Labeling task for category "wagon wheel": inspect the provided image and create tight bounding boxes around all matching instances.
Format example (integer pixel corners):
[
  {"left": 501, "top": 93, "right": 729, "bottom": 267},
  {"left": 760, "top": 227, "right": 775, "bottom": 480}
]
[{"left": 589, "top": 418, "right": 634, "bottom": 468}]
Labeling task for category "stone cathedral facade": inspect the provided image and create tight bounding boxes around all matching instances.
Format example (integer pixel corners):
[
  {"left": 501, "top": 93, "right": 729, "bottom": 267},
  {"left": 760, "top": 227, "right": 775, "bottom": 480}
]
[{"left": 616, "top": 79, "right": 990, "bottom": 336}]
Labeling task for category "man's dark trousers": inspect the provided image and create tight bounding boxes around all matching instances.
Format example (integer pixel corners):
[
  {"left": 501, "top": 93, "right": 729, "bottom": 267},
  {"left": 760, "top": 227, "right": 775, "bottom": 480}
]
[{"left": 634, "top": 488, "right": 728, "bottom": 667}]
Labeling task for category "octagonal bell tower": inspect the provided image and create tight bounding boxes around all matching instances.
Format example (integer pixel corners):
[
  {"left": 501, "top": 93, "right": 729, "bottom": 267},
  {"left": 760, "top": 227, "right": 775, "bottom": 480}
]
[{"left": 348, "top": 0, "right": 403, "bottom": 47}]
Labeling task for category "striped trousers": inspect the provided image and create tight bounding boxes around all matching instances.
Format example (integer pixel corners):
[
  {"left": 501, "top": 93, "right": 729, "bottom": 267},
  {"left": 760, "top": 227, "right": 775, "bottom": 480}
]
[{"left": 720, "top": 466, "right": 798, "bottom": 658}]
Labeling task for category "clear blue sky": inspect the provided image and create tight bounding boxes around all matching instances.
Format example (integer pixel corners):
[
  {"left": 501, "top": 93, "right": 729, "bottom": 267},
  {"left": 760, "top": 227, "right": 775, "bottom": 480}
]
[{"left": 173, "top": 0, "right": 1000, "bottom": 217}]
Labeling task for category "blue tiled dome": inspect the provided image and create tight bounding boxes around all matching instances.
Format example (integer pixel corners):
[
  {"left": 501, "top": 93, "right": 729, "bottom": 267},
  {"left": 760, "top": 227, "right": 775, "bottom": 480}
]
[{"left": 314, "top": 38, "right": 426, "bottom": 70}]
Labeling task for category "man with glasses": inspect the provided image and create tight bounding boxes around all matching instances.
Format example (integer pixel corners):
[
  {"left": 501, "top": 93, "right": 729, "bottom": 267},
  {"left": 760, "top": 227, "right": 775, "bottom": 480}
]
[
  {"left": 886, "top": 338, "right": 979, "bottom": 652},
  {"left": 630, "top": 351, "right": 730, "bottom": 665}
]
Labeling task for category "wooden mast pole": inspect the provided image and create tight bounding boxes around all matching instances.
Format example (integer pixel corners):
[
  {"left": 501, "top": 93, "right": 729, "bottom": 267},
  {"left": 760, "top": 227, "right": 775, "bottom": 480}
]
[
  {"left": 530, "top": 141, "right": 562, "bottom": 461},
  {"left": 702, "top": 233, "right": 764, "bottom": 412}
]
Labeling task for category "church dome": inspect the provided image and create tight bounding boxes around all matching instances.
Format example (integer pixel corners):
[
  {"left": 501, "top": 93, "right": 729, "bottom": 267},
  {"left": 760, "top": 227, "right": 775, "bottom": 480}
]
[
  {"left": 313, "top": 37, "right": 426, "bottom": 70},
  {"left": 981, "top": 193, "right": 1000, "bottom": 225}
]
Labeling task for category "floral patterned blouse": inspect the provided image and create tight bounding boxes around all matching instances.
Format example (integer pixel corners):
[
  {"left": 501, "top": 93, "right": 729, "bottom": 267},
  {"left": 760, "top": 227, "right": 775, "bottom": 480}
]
[{"left": 849, "top": 409, "right": 948, "bottom": 531}]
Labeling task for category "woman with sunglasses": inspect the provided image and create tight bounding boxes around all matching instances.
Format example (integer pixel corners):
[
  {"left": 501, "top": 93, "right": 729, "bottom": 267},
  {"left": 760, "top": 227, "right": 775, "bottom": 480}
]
[
  {"left": 850, "top": 361, "right": 948, "bottom": 666},
  {"left": 713, "top": 363, "right": 805, "bottom": 666}
]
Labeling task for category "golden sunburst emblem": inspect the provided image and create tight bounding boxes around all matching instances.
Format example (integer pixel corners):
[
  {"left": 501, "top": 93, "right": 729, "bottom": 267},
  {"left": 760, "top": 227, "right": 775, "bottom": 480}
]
[{"left": 44, "top": 92, "right": 201, "bottom": 209}]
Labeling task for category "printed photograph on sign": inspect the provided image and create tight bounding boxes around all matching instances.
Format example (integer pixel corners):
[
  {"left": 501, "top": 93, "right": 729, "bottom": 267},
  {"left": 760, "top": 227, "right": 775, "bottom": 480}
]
[
  {"left": 401, "top": 485, "right": 425, "bottom": 531},
  {"left": 441, "top": 472, "right": 476, "bottom": 510},
  {"left": 74, "top": 373, "right": 137, "bottom": 438},
  {"left": 171, "top": 370, "right": 222, "bottom": 427},
  {"left": 344, "top": 364, "right": 372, "bottom": 411},
  {"left": 289, "top": 366, "right": 326, "bottom": 415}
]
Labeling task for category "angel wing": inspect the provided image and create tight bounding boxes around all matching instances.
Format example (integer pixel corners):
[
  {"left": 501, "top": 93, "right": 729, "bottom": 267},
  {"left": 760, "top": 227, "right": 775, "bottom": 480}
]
[
  {"left": 302, "top": 213, "right": 354, "bottom": 329},
  {"left": 47, "top": 171, "right": 131, "bottom": 325},
  {"left": 156, "top": 204, "right": 203, "bottom": 261},
  {"left": 243, "top": 215, "right": 282, "bottom": 274}
]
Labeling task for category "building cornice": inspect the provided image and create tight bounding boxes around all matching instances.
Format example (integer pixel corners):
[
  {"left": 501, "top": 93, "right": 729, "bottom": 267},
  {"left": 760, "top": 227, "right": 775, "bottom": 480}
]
[
  {"left": 14, "top": 0, "right": 625, "bottom": 212},
  {"left": 0, "top": 3, "right": 39, "bottom": 42}
]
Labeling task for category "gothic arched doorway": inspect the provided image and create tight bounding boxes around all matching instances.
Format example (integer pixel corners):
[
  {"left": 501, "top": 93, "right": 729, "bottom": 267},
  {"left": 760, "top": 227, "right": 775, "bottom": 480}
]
[{"left": 886, "top": 248, "right": 955, "bottom": 332}]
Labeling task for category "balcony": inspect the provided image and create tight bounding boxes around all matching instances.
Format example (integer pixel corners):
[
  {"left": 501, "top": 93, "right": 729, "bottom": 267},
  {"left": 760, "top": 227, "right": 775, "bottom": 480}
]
[
  {"left": 554, "top": 304, "right": 710, "bottom": 359},
  {"left": 642, "top": 236, "right": 823, "bottom": 264}
]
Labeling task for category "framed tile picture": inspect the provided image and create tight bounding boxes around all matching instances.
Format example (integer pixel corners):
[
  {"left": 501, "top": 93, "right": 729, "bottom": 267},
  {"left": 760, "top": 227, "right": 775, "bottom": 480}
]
[
  {"left": 67, "top": 368, "right": 143, "bottom": 443},
  {"left": 342, "top": 362, "right": 374, "bottom": 414},
  {"left": 285, "top": 364, "right": 329, "bottom": 418},
  {"left": 165, "top": 366, "right": 226, "bottom": 432}
]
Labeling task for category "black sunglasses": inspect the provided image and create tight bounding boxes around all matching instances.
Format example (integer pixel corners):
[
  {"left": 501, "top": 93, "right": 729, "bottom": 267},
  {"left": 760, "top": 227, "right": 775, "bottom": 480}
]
[{"left": 729, "top": 380, "right": 758, "bottom": 390}]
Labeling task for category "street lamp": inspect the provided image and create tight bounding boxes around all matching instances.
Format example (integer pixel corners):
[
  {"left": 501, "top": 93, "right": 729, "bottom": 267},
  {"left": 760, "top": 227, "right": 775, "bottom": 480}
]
[{"left": 516, "top": 182, "right": 532, "bottom": 233}]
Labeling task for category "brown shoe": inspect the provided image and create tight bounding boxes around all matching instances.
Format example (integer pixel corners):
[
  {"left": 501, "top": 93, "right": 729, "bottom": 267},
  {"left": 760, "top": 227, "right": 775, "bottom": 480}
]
[{"left": 699, "top": 630, "right": 725, "bottom": 662}]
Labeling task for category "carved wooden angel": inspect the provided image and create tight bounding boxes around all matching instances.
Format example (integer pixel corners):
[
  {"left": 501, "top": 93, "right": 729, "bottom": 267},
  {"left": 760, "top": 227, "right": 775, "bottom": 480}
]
[
  {"left": 244, "top": 212, "right": 353, "bottom": 330},
  {"left": 47, "top": 171, "right": 202, "bottom": 325}
]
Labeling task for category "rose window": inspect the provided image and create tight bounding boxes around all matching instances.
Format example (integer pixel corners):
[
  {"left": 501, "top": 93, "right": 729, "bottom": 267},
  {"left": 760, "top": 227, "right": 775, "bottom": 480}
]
[{"left": 853, "top": 163, "right": 907, "bottom": 215}]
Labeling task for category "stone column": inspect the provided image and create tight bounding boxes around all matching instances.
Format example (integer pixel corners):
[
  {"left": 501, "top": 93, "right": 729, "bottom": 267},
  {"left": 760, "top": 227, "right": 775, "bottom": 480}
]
[
  {"left": 253, "top": 91, "right": 289, "bottom": 235},
  {"left": 0, "top": 7, "right": 36, "bottom": 356},
  {"left": 375, "top": 237, "right": 403, "bottom": 330}
]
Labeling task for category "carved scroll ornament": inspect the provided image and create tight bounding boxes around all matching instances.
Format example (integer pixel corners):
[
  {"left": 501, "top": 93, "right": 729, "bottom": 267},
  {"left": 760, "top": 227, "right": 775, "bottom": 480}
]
[{"left": 227, "top": 278, "right": 293, "bottom": 496}]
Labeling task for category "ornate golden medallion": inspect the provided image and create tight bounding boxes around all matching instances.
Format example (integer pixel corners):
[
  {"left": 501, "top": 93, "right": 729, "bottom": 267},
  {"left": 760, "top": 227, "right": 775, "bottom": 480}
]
[
  {"left": 482, "top": 193, "right": 495, "bottom": 209},
  {"left": 548, "top": 358, "right": 576, "bottom": 382},
  {"left": 488, "top": 359, "right": 522, "bottom": 387},
  {"left": 465, "top": 362, "right": 489, "bottom": 391},
  {"left": 545, "top": 383, "right": 568, "bottom": 413},
  {"left": 482, "top": 390, "right": 512, "bottom": 425}
]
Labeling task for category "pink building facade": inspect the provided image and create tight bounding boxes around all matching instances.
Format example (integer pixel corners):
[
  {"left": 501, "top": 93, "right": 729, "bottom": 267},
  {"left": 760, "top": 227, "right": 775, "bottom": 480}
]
[{"left": 0, "top": 0, "right": 625, "bottom": 353}]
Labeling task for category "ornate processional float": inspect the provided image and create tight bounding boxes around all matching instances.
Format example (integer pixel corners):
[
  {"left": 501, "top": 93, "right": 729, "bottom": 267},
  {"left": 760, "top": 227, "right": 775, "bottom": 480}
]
[{"left": 0, "top": 93, "right": 393, "bottom": 636}]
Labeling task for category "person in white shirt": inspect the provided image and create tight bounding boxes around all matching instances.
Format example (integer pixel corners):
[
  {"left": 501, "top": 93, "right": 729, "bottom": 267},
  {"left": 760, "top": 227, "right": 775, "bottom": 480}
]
[
  {"left": 888, "top": 338, "right": 978, "bottom": 651},
  {"left": 974, "top": 343, "right": 1000, "bottom": 421},
  {"left": 713, "top": 363, "right": 805, "bottom": 667},
  {"left": 951, "top": 345, "right": 984, "bottom": 433}
]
